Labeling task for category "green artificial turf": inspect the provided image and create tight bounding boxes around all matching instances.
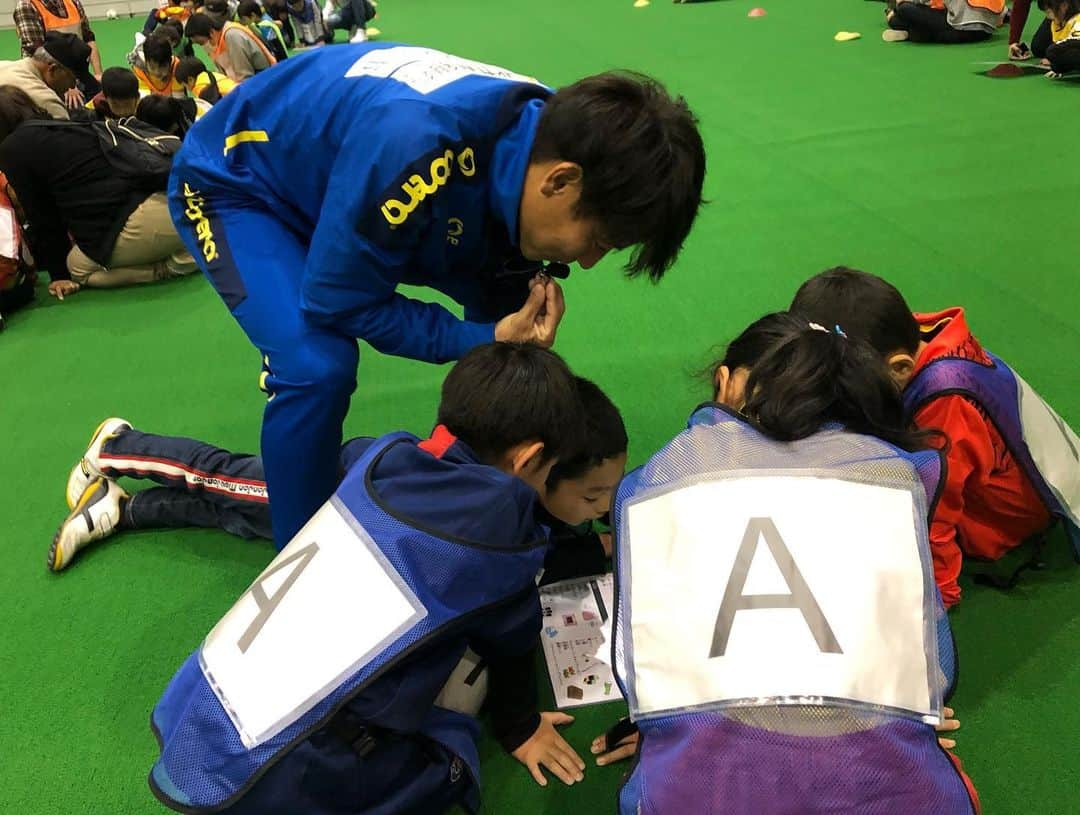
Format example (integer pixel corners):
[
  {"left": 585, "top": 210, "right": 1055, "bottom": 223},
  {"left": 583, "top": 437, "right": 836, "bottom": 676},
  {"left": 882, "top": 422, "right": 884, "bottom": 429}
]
[{"left": 1, "top": 1, "right": 1078, "bottom": 812}]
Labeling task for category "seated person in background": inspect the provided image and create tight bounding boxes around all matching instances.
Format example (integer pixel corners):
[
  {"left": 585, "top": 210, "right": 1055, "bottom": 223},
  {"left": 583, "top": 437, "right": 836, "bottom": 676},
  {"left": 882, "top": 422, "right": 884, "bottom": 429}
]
[
  {"left": 141, "top": 0, "right": 194, "bottom": 39},
  {"left": 1036, "top": 0, "right": 1080, "bottom": 75},
  {"left": 175, "top": 55, "right": 237, "bottom": 103},
  {"left": 135, "top": 32, "right": 187, "bottom": 97},
  {"left": 136, "top": 94, "right": 199, "bottom": 137},
  {"left": 286, "top": 0, "right": 334, "bottom": 47},
  {"left": 159, "top": 17, "right": 197, "bottom": 57},
  {"left": 0, "top": 172, "right": 36, "bottom": 330},
  {"left": 88, "top": 66, "right": 140, "bottom": 120},
  {"left": 146, "top": 342, "right": 593, "bottom": 813},
  {"left": 12, "top": 0, "right": 102, "bottom": 99},
  {"left": 0, "top": 32, "right": 96, "bottom": 120},
  {"left": 263, "top": 0, "right": 296, "bottom": 48},
  {"left": 202, "top": 0, "right": 234, "bottom": 24},
  {"left": 883, "top": 0, "right": 1004, "bottom": 43},
  {"left": 185, "top": 11, "right": 277, "bottom": 82},
  {"left": 791, "top": 268, "right": 1080, "bottom": 607},
  {"left": 595, "top": 313, "right": 978, "bottom": 814},
  {"left": 237, "top": 0, "right": 289, "bottom": 61},
  {"left": 0, "top": 86, "right": 198, "bottom": 298},
  {"left": 323, "top": 0, "right": 376, "bottom": 43}
]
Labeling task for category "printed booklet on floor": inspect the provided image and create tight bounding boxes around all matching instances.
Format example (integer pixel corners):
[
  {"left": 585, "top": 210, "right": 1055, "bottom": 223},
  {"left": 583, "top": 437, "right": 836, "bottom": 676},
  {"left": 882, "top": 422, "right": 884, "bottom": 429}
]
[{"left": 539, "top": 573, "right": 623, "bottom": 709}]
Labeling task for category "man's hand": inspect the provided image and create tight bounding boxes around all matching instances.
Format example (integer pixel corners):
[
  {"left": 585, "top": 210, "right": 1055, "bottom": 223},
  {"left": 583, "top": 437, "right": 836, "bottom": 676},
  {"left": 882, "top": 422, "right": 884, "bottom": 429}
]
[
  {"left": 511, "top": 711, "right": 585, "bottom": 787},
  {"left": 936, "top": 706, "right": 960, "bottom": 750},
  {"left": 48, "top": 280, "right": 80, "bottom": 300},
  {"left": 1009, "top": 42, "right": 1032, "bottom": 60},
  {"left": 493, "top": 279, "right": 565, "bottom": 348},
  {"left": 590, "top": 725, "right": 639, "bottom": 766},
  {"left": 65, "top": 87, "right": 86, "bottom": 110}
]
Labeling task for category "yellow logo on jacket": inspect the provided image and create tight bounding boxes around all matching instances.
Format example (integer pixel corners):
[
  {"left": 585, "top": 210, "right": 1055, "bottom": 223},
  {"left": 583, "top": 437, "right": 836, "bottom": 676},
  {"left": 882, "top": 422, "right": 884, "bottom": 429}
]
[
  {"left": 380, "top": 147, "right": 476, "bottom": 227},
  {"left": 182, "top": 183, "right": 218, "bottom": 263}
]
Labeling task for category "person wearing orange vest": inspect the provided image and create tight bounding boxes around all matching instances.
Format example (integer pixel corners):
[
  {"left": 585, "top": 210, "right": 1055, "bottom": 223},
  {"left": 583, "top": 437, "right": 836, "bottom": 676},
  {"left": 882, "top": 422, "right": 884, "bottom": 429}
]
[
  {"left": 13, "top": 0, "right": 102, "bottom": 89},
  {"left": 185, "top": 12, "right": 276, "bottom": 82},
  {"left": 133, "top": 33, "right": 188, "bottom": 98},
  {"left": 882, "top": 0, "right": 1004, "bottom": 43}
]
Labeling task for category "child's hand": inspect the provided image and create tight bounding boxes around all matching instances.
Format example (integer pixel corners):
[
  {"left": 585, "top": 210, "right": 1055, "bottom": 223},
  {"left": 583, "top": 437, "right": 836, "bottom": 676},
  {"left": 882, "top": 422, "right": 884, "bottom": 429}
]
[
  {"left": 935, "top": 706, "right": 960, "bottom": 750},
  {"left": 596, "top": 725, "right": 635, "bottom": 764},
  {"left": 512, "top": 712, "right": 585, "bottom": 787}
]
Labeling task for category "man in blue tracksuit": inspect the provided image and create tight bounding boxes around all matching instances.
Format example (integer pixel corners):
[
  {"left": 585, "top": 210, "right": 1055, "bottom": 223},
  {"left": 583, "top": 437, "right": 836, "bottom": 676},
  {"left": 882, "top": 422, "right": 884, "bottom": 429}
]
[{"left": 168, "top": 42, "right": 706, "bottom": 549}]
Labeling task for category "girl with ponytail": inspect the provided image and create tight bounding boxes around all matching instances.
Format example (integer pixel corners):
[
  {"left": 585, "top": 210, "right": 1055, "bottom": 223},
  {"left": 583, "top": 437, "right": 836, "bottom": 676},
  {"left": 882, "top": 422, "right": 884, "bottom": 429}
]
[{"left": 593, "top": 311, "right": 979, "bottom": 815}]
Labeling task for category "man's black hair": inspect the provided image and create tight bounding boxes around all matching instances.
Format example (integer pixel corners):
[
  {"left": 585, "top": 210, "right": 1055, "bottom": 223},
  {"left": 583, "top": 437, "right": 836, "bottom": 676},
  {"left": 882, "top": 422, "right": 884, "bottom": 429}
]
[
  {"left": 790, "top": 267, "right": 920, "bottom": 355},
  {"left": 530, "top": 72, "right": 706, "bottom": 283},
  {"left": 101, "top": 66, "right": 139, "bottom": 100},
  {"left": 438, "top": 343, "right": 585, "bottom": 467},
  {"left": 547, "top": 377, "right": 627, "bottom": 486}
]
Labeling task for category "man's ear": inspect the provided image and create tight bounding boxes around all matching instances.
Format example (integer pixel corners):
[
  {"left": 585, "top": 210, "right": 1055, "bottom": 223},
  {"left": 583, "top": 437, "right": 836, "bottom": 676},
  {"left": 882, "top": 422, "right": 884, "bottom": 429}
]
[
  {"left": 510, "top": 440, "right": 546, "bottom": 476},
  {"left": 886, "top": 352, "right": 918, "bottom": 389},
  {"left": 713, "top": 365, "right": 731, "bottom": 405},
  {"left": 540, "top": 161, "right": 583, "bottom": 197}
]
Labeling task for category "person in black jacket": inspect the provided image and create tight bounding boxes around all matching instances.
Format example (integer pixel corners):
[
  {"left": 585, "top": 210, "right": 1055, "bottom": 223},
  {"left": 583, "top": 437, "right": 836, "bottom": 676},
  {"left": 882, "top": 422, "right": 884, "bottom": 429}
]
[{"left": 0, "top": 86, "right": 197, "bottom": 298}]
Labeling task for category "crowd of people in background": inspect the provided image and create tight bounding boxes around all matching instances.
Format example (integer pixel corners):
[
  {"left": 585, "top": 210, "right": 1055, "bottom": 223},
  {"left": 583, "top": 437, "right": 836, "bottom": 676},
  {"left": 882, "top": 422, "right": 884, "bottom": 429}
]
[{"left": 0, "top": 0, "right": 379, "bottom": 325}]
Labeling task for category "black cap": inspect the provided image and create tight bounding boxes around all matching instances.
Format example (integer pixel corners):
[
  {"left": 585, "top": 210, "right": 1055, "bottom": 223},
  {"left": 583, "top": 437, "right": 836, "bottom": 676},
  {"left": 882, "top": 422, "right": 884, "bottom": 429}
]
[{"left": 42, "top": 32, "right": 95, "bottom": 87}]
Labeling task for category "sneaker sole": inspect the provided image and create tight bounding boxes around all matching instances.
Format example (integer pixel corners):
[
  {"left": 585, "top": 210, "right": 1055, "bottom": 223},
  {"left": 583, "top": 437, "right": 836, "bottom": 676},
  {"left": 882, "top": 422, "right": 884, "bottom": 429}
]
[
  {"left": 65, "top": 418, "right": 126, "bottom": 510},
  {"left": 51, "top": 477, "right": 108, "bottom": 572}
]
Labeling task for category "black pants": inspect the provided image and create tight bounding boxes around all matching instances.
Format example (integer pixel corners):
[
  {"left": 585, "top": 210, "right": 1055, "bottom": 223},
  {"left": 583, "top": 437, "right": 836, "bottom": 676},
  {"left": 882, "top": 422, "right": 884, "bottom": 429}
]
[
  {"left": 1031, "top": 18, "right": 1052, "bottom": 57},
  {"left": 1047, "top": 39, "right": 1080, "bottom": 72},
  {"left": 889, "top": 4, "right": 992, "bottom": 43}
]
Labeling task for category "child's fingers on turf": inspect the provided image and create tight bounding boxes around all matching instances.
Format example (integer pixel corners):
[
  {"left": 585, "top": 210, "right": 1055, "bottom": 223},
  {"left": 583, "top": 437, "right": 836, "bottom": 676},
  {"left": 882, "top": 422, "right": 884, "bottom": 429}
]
[
  {"left": 938, "top": 737, "right": 957, "bottom": 750},
  {"left": 543, "top": 749, "right": 584, "bottom": 785},
  {"left": 526, "top": 760, "right": 548, "bottom": 787},
  {"left": 596, "top": 741, "right": 638, "bottom": 766}
]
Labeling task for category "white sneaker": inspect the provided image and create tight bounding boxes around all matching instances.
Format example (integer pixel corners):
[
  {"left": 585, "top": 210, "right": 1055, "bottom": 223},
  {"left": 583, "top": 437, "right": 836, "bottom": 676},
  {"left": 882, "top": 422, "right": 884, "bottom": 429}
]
[
  {"left": 350, "top": 28, "right": 368, "bottom": 43},
  {"left": 65, "top": 418, "right": 132, "bottom": 509},
  {"left": 49, "top": 477, "right": 128, "bottom": 572},
  {"left": 882, "top": 29, "right": 910, "bottom": 41}
]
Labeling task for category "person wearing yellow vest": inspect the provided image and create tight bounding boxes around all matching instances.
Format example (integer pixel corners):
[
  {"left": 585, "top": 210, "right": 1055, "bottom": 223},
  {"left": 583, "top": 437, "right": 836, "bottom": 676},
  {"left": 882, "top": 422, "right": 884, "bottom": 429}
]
[
  {"left": 175, "top": 56, "right": 238, "bottom": 105},
  {"left": 13, "top": 0, "right": 102, "bottom": 101},
  {"left": 134, "top": 33, "right": 188, "bottom": 98},
  {"left": 882, "top": 0, "right": 1004, "bottom": 42},
  {"left": 1033, "top": 0, "right": 1080, "bottom": 74},
  {"left": 185, "top": 12, "right": 276, "bottom": 82},
  {"left": 141, "top": 0, "right": 194, "bottom": 40}
]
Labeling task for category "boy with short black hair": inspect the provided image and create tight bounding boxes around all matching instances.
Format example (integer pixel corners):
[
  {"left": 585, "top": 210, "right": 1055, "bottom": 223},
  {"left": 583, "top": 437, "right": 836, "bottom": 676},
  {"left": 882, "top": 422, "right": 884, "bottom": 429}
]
[
  {"left": 791, "top": 267, "right": 1080, "bottom": 607},
  {"left": 94, "top": 66, "right": 140, "bottom": 119},
  {"left": 136, "top": 32, "right": 187, "bottom": 97},
  {"left": 137, "top": 342, "right": 594, "bottom": 813}
]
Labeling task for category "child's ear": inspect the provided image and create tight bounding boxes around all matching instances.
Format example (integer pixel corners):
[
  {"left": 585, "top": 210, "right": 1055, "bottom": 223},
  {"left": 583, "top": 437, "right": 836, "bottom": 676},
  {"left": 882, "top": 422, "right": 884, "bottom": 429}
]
[
  {"left": 713, "top": 365, "right": 731, "bottom": 404},
  {"left": 886, "top": 352, "right": 917, "bottom": 389},
  {"left": 510, "top": 441, "right": 546, "bottom": 476}
]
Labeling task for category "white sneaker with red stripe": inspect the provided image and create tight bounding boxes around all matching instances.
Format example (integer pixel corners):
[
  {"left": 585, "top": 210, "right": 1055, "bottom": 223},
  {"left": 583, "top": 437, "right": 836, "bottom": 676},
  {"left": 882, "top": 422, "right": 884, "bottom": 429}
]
[
  {"left": 49, "top": 477, "right": 128, "bottom": 572},
  {"left": 65, "top": 417, "right": 132, "bottom": 510}
]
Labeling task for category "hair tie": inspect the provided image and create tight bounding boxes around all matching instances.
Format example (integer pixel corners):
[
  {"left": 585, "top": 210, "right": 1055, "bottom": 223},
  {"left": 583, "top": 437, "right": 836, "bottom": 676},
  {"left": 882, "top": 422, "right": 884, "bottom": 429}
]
[{"left": 834, "top": 324, "right": 847, "bottom": 338}]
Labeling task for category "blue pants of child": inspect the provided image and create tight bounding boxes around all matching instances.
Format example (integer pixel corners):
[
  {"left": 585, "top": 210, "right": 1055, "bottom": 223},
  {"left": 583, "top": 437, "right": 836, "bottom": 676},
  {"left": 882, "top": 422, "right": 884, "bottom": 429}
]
[{"left": 167, "top": 172, "right": 358, "bottom": 550}]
